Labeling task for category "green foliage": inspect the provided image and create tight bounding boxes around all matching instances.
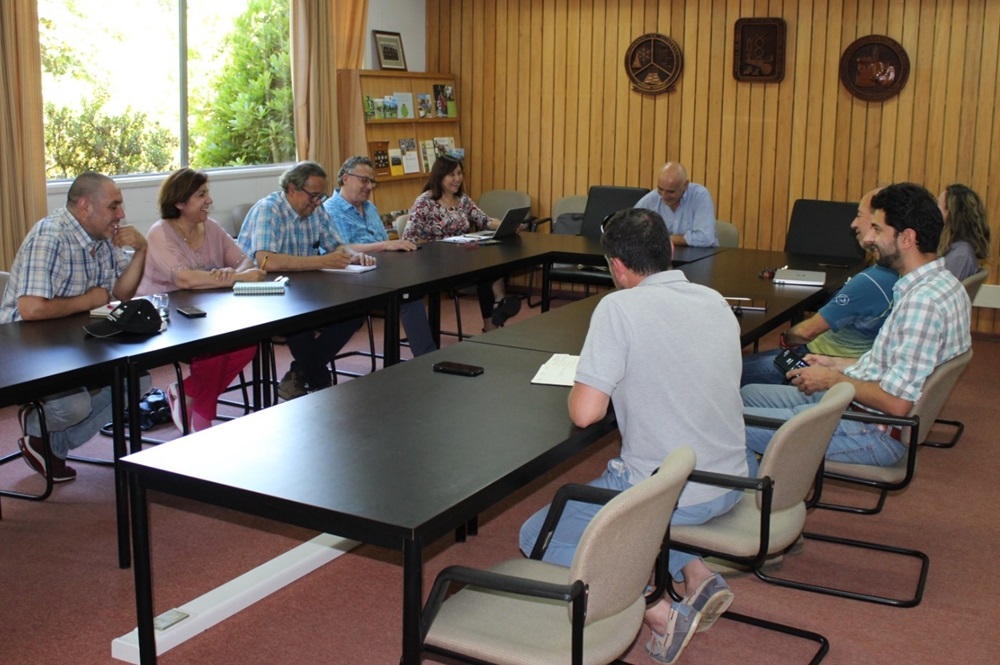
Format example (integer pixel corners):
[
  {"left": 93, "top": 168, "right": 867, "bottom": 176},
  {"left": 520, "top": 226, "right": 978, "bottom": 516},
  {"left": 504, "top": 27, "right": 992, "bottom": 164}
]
[
  {"left": 44, "top": 90, "right": 177, "bottom": 179},
  {"left": 191, "top": 0, "right": 295, "bottom": 167}
]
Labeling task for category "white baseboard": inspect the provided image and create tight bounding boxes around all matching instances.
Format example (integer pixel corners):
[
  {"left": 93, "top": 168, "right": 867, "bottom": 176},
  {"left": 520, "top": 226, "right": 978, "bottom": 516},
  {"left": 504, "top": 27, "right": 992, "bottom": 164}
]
[{"left": 111, "top": 533, "right": 358, "bottom": 663}]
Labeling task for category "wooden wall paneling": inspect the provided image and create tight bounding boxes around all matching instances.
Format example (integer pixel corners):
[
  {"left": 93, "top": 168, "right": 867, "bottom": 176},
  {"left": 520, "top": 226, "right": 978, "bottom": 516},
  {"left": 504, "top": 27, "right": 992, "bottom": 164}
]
[
  {"left": 561, "top": 0, "right": 581, "bottom": 204},
  {"left": 814, "top": 0, "right": 838, "bottom": 200},
  {"left": 730, "top": 0, "right": 752, "bottom": 243},
  {"left": 912, "top": 1, "right": 943, "bottom": 187},
  {"left": 479, "top": 2, "right": 496, "bottom": 193},
  {"left": 859, "top": 0, "right": 888, "bottom": 194},
  {"left": 665, "top": 2, "right": 685, "bottom": 183},
  {"left": 769, "top": 0, "right": 797, "bottom": 249},
  {"left": 468, "top": 2, "right": 483, "bottom": 197},
  {"left": 573, "top": 1, "right": 592, "bottom": 196},
  {"left": 520, "top": 0, "right": 539, "bottom": 192},
  {"left": 633, "top": 0, "right": 659, "bottom": 199},
  {"left": 785, "top": 0, "right": 809, "bottom": 207},
  {"left": 877, "top": 0, "right": 906, "bottom": 185},
  {"left": 677, "top": 0, "right": 697, "bottom": 174},
  {"left": 541, "top": 0, "right": 565, "bottom": 218},
  {"left": 716, "top": 0, "right": 739, "bottom": 232},
  {"left": 622, "top": 0, "right": 644, "bottom": 189},
  {"left": 526, "top": 1, "right": 543, "bottom": 208},
  {"left": 598, "top": 1, "right": 618, "bottom": 186},
  {"left": 609, "top": 1, "right": 628, "bottom": 186},
  {"left": 493, "top": 2, "right": 509, "bottom": 193},
  {"left": 688, "top": 0, "right": 712, "bottom": 188},
  {"left": 829, "top": 0, "right": 856, "bottom": 203},
  {"left": 954, "top": 0, "right": 982, "bottom": 186},
  {"left": 971, "top": 0, "right": 999, "bottom": 193},
  {"left": 702, "top": 0, "right": 725, "bottom": 225},
  {"left": 937, "top": 0, "right": 967, "bottom": 190},
  {"left": 980, "top": 6, "right": 1000, "bottom": 332},
  {"left": 426, "top": 0, "right": 440, "bottom": 70},
  {"left": 503, "top": 1, "right": 519, "bottom": 188},
  {"left": 801, "top": 0, "right": 827, "bottom": 199}
]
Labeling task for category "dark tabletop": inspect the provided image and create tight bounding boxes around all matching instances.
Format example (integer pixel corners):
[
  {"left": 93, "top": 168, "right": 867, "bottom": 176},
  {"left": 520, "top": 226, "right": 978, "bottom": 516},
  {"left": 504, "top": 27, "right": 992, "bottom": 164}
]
[{"left": 121, "top": 341, "right": 614, "bottom": 549}]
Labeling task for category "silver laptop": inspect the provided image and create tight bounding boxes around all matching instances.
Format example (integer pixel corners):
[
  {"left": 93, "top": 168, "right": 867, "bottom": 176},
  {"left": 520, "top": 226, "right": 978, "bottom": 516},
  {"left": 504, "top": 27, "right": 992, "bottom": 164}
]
[
  {"left": 773, "top": 268, "right": 826, "bottom": 286},
  {"left": 465, "top": 206, "right": 531, "bottom": 243}
]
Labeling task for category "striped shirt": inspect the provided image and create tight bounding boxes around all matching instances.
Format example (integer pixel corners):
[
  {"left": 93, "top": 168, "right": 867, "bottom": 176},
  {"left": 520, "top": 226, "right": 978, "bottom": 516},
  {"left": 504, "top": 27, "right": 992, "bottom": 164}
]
[
  {"left": 236, "top": 190, "right": 344, "bottom": 260},
  {"left": 845, "top": 258, "right": 971, "bottom": 405},
  {"left": 0, "top": 207, "right": 131, "bottom": 323}
]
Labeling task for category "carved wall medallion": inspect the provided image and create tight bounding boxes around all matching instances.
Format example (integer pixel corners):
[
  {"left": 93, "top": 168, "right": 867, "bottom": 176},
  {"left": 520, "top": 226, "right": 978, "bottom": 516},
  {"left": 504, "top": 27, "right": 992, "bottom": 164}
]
[
  {"left": 734, "top": 18, "right": 786, "bottom": 82},
  {"left": 625, "top": 33, "right": 683, "bottom": 94},
  {"left": 839, "top": 35, "right": 910, "bottom": 102}
]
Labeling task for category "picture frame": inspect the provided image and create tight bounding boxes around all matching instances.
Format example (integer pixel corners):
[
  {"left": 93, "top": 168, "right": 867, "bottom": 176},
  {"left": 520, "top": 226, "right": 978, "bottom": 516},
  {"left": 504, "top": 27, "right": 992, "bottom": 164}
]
[
  {"left": 373, "top": 31, "right": 407, "bottom": 71},
  {"left": 733, "top": 18, "right": 786, "bottom": 83}
]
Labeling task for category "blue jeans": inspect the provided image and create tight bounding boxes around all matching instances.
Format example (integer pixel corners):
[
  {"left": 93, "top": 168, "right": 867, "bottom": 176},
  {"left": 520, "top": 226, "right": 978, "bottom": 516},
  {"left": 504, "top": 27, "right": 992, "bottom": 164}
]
[
  {"left": 741, "top": 345, "right": 808, "bottom": 386},
  {"left": 25, "top": 373, "right": 151, "bottom": 459},
  {"left": 742, "top": 384, "right": 907, "bottom": 466},
  {"left": 519, "top": 458, "right": 744, "bottom": 580}
]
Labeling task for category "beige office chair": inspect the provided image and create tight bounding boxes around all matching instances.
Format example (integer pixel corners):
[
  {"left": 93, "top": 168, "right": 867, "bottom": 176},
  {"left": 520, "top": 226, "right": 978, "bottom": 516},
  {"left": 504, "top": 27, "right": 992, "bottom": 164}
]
[
  {"left": 816, "top": 348, "right": 972, "bottom": 511},
  {"left": 715, "top": 220, "right": 739, "bottom": 248},
  {"left": 674, "top": 385, "right": 928, "bottom": 608},
  {"left": 961, "top": 266, "right": 989, "bottom": 303},
  {"left": 421, "top": 447, "right": 696, "bottom": 665},
  {"left": 476, "top": 189, "right": 532, "bottom": 221},
  {"left": 394, "top": 213, "right": 410, "bottom": 239}
]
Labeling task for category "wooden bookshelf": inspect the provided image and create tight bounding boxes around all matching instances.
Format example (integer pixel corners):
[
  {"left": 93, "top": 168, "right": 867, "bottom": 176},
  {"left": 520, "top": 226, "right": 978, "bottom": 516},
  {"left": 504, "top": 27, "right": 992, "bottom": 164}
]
[{"left": 337, "top": 70, "right": 460, "bottom": 214}]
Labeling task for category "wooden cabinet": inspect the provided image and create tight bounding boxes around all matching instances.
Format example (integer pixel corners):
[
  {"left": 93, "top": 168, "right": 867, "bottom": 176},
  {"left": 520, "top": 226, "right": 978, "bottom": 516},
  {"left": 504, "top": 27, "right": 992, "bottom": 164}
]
[{"left": 337, "top": 70, "right": 460, "bottom": 215}]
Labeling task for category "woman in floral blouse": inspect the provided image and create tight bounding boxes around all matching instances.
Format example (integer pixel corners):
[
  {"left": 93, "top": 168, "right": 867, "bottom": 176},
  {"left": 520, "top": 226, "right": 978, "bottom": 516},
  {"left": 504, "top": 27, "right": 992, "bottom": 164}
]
[{"left": 403, "top": 156, "right": 520, "bottom": 330}]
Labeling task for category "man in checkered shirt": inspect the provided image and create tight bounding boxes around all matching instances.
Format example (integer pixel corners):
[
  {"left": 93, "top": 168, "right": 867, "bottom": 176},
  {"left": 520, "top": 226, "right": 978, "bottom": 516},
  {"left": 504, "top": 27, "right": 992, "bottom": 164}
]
[
  {"left": 742, "top": 182, "right": 971, "bottom": 468},
  {"left": 1, "top": 172, "right": 149, "bottom": 483}
]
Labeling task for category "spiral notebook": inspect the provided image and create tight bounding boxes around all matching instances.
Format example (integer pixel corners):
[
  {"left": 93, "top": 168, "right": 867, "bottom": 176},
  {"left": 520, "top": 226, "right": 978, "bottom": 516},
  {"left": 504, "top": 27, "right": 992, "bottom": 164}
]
[{"left": 233, "top": 277, "right": 288, "bottom": 296}]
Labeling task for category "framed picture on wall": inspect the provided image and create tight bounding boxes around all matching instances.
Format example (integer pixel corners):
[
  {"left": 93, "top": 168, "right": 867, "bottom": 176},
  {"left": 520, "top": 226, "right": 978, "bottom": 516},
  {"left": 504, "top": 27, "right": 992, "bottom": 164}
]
[{"left": 373, "top": 31, "right": 407, "bottom": 71}]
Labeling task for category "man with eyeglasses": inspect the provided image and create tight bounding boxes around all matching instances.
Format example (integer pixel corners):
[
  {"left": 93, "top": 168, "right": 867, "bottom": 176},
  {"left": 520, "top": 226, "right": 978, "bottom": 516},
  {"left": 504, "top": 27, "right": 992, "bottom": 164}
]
[
  {"left": 323, "top": 156, "right": 436, "bottom": 357},
  {"left": 237, "top": 161, "right": 375, "bottom": 399},
  {"left": 634, "top": 162, "right": 718, "bottom": 247}
]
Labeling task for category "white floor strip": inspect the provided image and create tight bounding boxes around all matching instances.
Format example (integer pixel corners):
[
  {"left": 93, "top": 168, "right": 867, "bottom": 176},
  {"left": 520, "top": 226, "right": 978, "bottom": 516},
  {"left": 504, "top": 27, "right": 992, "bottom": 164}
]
[{"left": 111, "top": 533, "right": 358, "bottom": 663}]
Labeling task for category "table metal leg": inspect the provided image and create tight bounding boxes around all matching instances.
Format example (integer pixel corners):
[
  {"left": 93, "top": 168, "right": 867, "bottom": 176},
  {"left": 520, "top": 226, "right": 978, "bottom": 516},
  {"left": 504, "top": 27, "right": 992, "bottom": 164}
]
[
  {"left": 130, "top": 476, "right": 158, "bottom": 664},
  {"left": 113, "top": 363, "right": 131, "bottom": 568},
  {"left": 541, "top": 262, "right": 552, "bottom": 312},
  {"left": 401, "top": 538, "right": 423, "bottom": 665},
  {"left": 384, "top": 295, "right": 401, "bottom": 366}
]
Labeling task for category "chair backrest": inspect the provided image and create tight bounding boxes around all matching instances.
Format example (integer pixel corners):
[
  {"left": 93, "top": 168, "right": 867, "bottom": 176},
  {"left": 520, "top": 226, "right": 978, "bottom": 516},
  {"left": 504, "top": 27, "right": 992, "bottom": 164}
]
[
  {"left": 715, "top": 220, "right": 739, "bottom": 248},
  {"left": 757, "top": 383, "right": 856, "bottom": 510},
  {"left": 570, "top": 447, "right": 696, "bottom": 624},
  {"left": 785, "top": 199, "right": 865, "bottom": 262},
  {"left": 580, "top": 186, "right": 649, "bottom": 240},
  {"left": 231, "top": 203, "right": 254, "bottom": 237},
  {"left": 552, "top": 195, "right": 588, "bottom": 221},
  {"left": 395, "top": 213, "right": 410, "bottom": 238},
  {"left": 477, "top": 190, "right": 532, "bottom": 220},
  {"left": 910, "top": 349, "right": 973, "bottom": 444},
  {"left": 961, "top": 267, "right": 989, "bottom": 304}
]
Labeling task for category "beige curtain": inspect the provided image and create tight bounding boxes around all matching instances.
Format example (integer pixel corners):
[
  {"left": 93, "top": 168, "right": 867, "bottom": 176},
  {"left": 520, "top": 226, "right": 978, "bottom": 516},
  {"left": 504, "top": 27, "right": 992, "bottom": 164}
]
[
  {"left": 0, "top": 0, "right": 48, "bottom": 271},
  {"left": 291, "top": 0, "right": 369, "bottom": 172}
]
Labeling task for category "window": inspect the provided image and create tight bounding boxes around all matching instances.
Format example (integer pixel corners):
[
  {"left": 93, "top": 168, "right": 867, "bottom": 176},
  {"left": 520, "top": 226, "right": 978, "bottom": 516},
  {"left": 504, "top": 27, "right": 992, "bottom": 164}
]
[{"left": 39, "top": 0, "right": 294, "bottom": 180}]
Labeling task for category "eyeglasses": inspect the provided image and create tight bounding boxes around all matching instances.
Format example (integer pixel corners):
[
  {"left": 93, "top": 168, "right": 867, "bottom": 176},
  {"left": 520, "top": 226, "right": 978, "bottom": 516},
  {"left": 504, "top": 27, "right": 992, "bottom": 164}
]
[
  {"left": 344, "top": 173, "right": 378, "bottom": 187},
  {"left": 299, "top": 186, "right": 328, "bottom": 204}
]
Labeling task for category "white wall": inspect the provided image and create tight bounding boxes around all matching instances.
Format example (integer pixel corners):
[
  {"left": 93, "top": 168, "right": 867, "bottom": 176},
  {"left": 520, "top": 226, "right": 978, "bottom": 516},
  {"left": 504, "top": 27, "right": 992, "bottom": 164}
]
[{"left": 365, "top": 0, "right": 426, "bottom": 72}]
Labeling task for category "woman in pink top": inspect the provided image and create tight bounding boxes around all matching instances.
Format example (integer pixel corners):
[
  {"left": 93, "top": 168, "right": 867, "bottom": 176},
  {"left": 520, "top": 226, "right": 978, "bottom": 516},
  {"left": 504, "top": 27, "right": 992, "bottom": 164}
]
[{"left": 137, "top": 168, "right": 265, "bottom": 432}]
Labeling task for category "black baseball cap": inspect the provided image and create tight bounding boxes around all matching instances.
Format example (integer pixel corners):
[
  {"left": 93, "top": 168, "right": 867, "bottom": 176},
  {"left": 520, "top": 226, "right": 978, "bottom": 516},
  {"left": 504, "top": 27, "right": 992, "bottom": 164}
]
[{"left": 84, "top": 299, "right": 163, "bottom": 338}]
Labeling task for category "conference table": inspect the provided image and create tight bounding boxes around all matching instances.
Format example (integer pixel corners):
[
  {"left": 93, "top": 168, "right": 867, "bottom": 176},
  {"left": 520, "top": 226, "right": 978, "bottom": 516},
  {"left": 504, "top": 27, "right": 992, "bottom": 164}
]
[
  {"left": 122, "top": 341, "right": 617, "bottom": 665},
  {"left": 119, "top": 243, "right": 859, "bottom": 663}
]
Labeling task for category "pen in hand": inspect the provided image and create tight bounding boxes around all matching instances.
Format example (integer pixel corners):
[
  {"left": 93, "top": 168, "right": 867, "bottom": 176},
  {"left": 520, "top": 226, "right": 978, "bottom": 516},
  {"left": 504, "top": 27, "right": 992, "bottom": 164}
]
[{"left": 260, "top": 255, "right": 269, "bottom": 272}]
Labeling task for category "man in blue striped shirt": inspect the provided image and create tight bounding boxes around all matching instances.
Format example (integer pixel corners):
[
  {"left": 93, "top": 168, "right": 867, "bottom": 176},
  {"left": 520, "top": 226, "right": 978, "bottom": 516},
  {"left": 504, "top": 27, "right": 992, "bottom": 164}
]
[{"left": 742, "top": 182, "right": 971, "bottom": 467}]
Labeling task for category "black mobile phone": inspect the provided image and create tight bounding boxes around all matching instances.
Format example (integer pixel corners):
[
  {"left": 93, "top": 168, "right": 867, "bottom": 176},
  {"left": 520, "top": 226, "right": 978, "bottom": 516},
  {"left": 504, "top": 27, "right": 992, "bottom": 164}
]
[
  {"left": 433, "top": 361, "right": 484, "bottom": 377},
  {"left": 176, "top": 306, "right": 207, "bottom": 318},
  {"left": 774, "top": 348, "right": 808, "bottom": 375}
]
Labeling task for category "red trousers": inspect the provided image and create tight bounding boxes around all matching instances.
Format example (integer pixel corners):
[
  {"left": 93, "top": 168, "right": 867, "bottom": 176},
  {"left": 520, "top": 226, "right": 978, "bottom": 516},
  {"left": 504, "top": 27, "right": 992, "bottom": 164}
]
[{"left": 184, "top": 346, "right": 257, "bottom": 420}]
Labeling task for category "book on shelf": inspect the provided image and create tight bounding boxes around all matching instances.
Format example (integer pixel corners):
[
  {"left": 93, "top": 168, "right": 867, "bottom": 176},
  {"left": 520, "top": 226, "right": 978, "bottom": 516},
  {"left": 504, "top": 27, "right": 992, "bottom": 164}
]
[
  {"left": 433, "top": 136, "right": 459, "bottom": 159},
  {"left": 382, "top": 95, "right": 398, "bottom": 119},
  {"left": 369, "top": 141, "right": 391, "bottom": 177},
  {"left": 233, "top": 281, "right": 285, "bottom": 296},
  {"left": 371, "top": 97, "right": 385, "bottom": 120},
  {"left": 416, "top": 93, "right": 432, "bottom": 118},
  {"left": 388, "top": 148, "right": 404, "bottom": 176},
  {"left": 433, "top": 84, "right": 457, "bottom": 118},
  {"left": 363, "top": 96, "right": 376, "bottom": 121},
  {"left": 399, "top": 138, "right": 420, "bottom": 174},
  {"left": 420, "top": 139, "right": 437, "bottom": 171},
  {"left": 393, "top": 92, "right": 414, "bottom": 119}
]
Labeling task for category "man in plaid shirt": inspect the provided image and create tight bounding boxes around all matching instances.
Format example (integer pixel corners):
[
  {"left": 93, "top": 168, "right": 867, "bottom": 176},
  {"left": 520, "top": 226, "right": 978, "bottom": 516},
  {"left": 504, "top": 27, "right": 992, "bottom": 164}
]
[
  {"left": 237, "top": 161, "right": 375, "bottom": 399},
  {"left": 1, "top": 172, "right": 149, "bottom": 482},
  {"left": 742, "top": 182, "right": 971, "bottom": 468}
]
